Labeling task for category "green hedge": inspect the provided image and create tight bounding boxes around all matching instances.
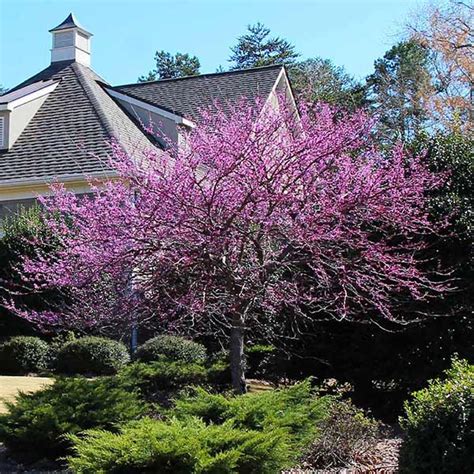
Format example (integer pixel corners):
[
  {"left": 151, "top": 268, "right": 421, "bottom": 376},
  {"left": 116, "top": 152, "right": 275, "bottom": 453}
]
[
  {"left": 0, "top": 336, "right": 49, "bottom": 374},
  {"left": 399, "top": 358, "right": 474, "bottom": 474},
  {"left": 55, "top": 336, "right": 130, "bottom": 375},
  {"left": 0, "top": 377, "right": 147, "bottom": 462},
  {"left": 135, "top": 335, "right": 206, "bottom": 364}
]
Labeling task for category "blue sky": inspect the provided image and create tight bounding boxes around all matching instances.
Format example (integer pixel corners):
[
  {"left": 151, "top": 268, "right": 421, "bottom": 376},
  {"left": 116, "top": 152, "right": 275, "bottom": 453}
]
[{"left": 0, "top": 0, "right": 421, "bottom": 89}]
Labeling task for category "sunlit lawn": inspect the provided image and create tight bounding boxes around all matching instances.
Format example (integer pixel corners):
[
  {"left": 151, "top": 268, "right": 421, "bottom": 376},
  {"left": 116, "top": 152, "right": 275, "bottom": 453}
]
[{"left": 0, "top": 376, "right": 54, "bottom": 413}]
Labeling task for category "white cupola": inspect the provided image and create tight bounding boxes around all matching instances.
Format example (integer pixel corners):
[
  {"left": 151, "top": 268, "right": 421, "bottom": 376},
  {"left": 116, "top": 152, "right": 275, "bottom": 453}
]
[{"left": 49, "top": 13, "right": 93, "bottom": 66}]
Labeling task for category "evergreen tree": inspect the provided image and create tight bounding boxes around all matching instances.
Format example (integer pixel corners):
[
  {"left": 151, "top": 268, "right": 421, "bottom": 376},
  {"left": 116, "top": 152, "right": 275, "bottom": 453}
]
[
  {"left": 367, "top": 40, "right": 433, "bottom": 141},
  {"left": 229, "top": 22, "right": 299, "bottom": 70},
  {"left": 139, "top": 51, "right": 200, "bottom": 82},
  {"left": 290, "top": 58, "right": 367, "bottom": 109}
]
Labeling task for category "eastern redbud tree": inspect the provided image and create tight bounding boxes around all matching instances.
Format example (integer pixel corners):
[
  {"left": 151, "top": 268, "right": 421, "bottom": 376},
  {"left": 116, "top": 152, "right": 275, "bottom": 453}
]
[{"left": 15, "top": 98, "right": 445, "bottom": 392}]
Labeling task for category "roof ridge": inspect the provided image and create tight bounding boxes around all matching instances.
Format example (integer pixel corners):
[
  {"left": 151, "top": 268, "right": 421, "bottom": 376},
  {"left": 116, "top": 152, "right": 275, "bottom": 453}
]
[
  {"left": 117, "top": 64, "right": 284, "bottom": 89},
  {"left": 7, "top": 60, "right": 75, "bottom": 93},
  {"left": 73, "top": 63, "right": 118, "bottom": 142}
]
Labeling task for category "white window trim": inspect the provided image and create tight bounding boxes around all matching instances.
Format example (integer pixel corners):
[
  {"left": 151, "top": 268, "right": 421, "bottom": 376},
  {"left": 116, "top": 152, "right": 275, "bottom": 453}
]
[{"left": 0, "top": 116, "right": 4, "bottom": 148}]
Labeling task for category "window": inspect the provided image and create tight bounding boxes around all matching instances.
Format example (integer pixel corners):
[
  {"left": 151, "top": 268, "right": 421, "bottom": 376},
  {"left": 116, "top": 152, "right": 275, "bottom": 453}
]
[
  {"left": 53, "top": 31, "right": 74, "bottom": 48},
  {"left": 0, "top": 116, "right": 4, "bottom": 148}
]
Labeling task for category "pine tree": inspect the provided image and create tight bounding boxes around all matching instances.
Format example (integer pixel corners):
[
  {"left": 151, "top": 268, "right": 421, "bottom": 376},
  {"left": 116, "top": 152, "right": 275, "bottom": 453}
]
[
  {"left": 139, "top": 51, "right": 200, "bottom": 82},
  {"left": 229, "top": 23, "right": 299, "bottom": 70}
]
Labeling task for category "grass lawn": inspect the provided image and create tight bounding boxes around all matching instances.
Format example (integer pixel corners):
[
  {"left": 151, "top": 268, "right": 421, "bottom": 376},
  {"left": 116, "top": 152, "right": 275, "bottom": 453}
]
[{"left": 0, "top": 376, "right": 54, "bottom": 414}]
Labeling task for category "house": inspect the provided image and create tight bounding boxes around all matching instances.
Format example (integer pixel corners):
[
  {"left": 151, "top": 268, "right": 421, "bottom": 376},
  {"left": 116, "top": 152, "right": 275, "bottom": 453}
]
[{"left": 0, "top": 14, "right": 294, "bottom": 225}]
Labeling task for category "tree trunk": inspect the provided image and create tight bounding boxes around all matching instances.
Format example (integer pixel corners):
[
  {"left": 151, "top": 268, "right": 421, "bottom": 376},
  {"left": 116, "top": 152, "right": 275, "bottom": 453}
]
[{"left": 229, "top": 313, "right": 246, "bottom": 394}]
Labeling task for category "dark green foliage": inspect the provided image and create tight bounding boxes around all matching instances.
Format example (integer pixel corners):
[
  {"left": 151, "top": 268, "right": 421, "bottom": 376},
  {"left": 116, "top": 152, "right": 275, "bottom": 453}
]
[
  {"left": 55, "top": 336, "right": 130, "bottom": 375},
  {"left": 0, "top": 336, "right": 50, "bottom": 374},
  {"left": 367, "top": 40, "right": 432, "bottom": 141},
  {"left": 304, "top": 400, "right": 380, "bottom": 469},
  {"left": 172, "top": 380, "right": 332, "bottom": 450},
  {"left": 399, "top": 358, "right": 474, "bottom": 474},
  {"left": 139, "top": 50, "right": 200, "bottom": 82},
  {"left": 416, "top": 131, "right": 473, "bottom": 238},
  {"left": 0, "top": 205, "right": 55, "bottom": 337},
  {"left": 290, "top": 58, "right": 368, "bottom": 109},
  {"left": 0, "top": 377, "right": 147, "bottom": 461},
  {"left": 135, "top": 335, "right": 206, "bottom": 364},
  {"left": 67, "top": 417, "right": 290, "bottom": 473},
  {"left": 206, "top": 354, "right": 232, "bottom": 386},
  {"left": 118, "top": 360, "right": 208, "bottom": 396},
  {"left": 229, "top": 22, "right": 299, "bottom": 69},
  {"left": 247, "top": 344, "right": 277, "bottom": 379},
  {"left": 260, "top": 129, "right": 473, "bottom": 417}
]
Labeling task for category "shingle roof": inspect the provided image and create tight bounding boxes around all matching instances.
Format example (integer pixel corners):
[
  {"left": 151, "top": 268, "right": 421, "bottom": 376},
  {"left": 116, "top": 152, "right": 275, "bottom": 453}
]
[
  {"left": 116, "top": 65, "right": 283, "bottom": 121},
  {"left": 0, "top": 60, "right": 155, "bottom": 184},
  {"left": 0, "top": 63, "right": 283, "bottom": 186}
]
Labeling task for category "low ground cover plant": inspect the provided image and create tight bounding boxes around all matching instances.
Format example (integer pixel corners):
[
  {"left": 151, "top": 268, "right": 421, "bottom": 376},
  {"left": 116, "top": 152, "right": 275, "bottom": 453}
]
[
  {"left": 118, "top": 360, "right": 209, "bottom": 397},
  {"left": 67, "top": 417, "right": 289, "bottom": 473},
  {"left": 66, "top": 380, "right": 332, "bottom": 472},
  {"left": 171, "top": 379, "right": 332, "bottom": 450},
  {"left": 55, "top": 336, "right": 130, "bottom": 375},
  {"left": 0, "top": 377, "right": 147, "bottom": 461},
  {"left": 399, "top": 358, "right": 474, "bottom": 474},
  {"left": 0, "top": 336, "right": 50, "bottom": 374}
]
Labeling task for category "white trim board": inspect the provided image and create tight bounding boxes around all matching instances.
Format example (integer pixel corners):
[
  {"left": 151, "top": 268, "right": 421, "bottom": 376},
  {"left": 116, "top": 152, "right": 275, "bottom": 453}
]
[
  {"left": 0, "top": 81, "right": 60, "bottom": 111},
  {"left": 105, "top": 88, "right": 195, "bottom": 128}
]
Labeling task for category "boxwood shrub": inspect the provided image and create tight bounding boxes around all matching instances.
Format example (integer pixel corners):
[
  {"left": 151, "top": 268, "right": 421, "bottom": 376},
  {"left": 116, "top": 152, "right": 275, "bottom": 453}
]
[
  {"left": 0, "top": 377, "right": 147, "bottom": 462},
  {"left": 0, "top": 336, "right": 50, "bottom": 374},
  {"left": 399, "top": 358, "right": 474, "bottom": 474},
  {"left": 55, "top": 336, "right": 130, "bottom": 375},
  {"left": 135, "top": 335, "right": 206, "bottom": 364}
]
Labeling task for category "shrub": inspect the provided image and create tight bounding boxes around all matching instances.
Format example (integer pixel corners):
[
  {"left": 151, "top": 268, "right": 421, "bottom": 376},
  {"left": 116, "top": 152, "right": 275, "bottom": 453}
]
[
  {"left": 118, "top": 360, "right": 208, "bottom": 398},
  {"left": 303, "top": 400, "right": 380, "bottom": 470},
  {"left": 399, "top": 358, "right": 474, "bottom": 474},
  {"left": 206, "top": 352, "right": 231, "bottom": 386},
  {"left": 0, "top": 336, "right": 50, "bottom": 374},
  {"left": 247, "top": 344, "right": 277, "bottom": 379},
  {"left": 0, "top": 377, "right": 147, "bottom": 461},
  {"left": 67, "top": 417, "right": 290, "bottom": 473},
  {"left": 135, "top": 335, "right": 206, "bottom": 364},
  {"left": 55, "top": 336, "right": 130, "bottom": 375},
  {"left": 172, "top": 380, "right": 332, "bottom": 450}
]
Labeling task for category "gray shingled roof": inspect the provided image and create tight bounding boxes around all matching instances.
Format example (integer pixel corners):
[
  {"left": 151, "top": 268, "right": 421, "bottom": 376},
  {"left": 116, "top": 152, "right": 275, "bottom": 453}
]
[
  {"left": 115, "top": 65, "right": 283, "bottom": 121},
  {"left": 0, "top": 60, "right": 155, "bottom": 184},
  {"left": 0, "top": 63, "right": 283, "bottom": 185}
]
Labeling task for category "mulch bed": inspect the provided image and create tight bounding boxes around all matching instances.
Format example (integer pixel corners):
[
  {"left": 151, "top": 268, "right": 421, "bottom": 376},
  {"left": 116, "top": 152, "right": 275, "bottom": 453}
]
[
  {"left": 284, "top": 434, "right": 402, "bottom": 473},
  {"left": 0, "top": 445, "right": 66, "bottom": 474}
]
